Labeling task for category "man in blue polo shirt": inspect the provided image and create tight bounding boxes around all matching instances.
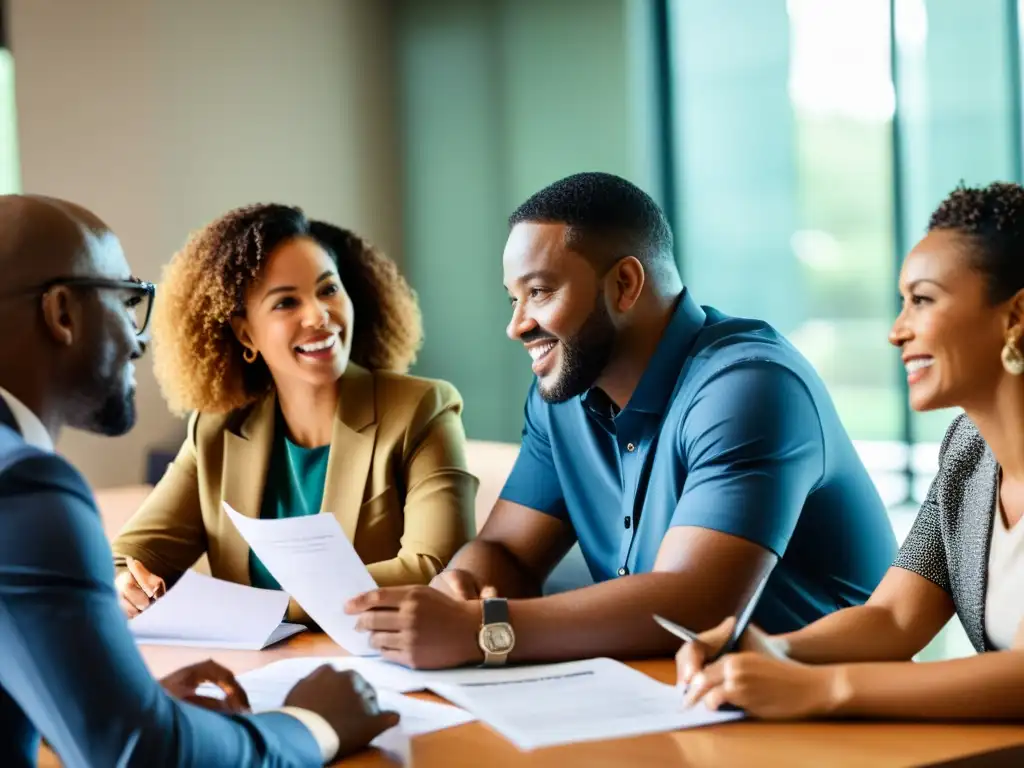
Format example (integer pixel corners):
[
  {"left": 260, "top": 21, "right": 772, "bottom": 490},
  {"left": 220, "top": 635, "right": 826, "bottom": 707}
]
[{"left": 347, "top": 172, "right": 897, "bottom": 670}]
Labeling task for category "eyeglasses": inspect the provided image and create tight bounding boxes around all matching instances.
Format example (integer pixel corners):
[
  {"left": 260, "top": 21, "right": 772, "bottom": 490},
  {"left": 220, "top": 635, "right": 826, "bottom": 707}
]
[{"left": 1, "top": 275, "right": 156, "bottom": 337}]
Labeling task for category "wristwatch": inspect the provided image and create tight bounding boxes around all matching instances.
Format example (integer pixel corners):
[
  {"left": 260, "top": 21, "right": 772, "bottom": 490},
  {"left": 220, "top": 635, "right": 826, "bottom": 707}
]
[{"left": 478, "top": 597, "right": 515, "bottom": 666}]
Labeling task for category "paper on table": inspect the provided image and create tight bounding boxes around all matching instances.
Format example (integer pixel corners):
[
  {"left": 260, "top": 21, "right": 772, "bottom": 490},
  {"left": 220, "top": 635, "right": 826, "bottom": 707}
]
[
  {"left": 196, "top": 656, "right": 426, "bottom": 707},
  {"left": 429, "top": 657, "right": 743, "bottom": 751},
  {"left": 373, "top": 725, "right": 411, "bottom": 767},
  {"left": 198, "top": 658, "right": 475, "bottom": 755},
  {"left": 223, "top": 503, "right": 377, "bottom": 655},
  {"left": 374, "top": 689, "right": 475, "bottom": 738},
  {"left": 129, "top": 570, "right": 305, "bottom": 650}
]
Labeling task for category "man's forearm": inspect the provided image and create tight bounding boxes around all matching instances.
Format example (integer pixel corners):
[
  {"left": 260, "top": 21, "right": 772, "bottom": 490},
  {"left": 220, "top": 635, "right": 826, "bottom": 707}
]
[
  {"left": 448, "top": 540, "right": 544, "bottom": 598},
  {"left": 503, "top": 572, "right": 720, "bottom": 662}
]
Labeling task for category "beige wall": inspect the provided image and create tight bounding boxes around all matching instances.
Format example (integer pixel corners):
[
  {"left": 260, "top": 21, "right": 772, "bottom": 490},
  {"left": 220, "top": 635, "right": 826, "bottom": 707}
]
[{"left": 9, "top": 0, "right": 401, "bottom": 488}]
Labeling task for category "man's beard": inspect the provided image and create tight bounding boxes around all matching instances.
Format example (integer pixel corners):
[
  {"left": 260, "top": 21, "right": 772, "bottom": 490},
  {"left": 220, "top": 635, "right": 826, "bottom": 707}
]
[
  {"left": 89, "top": 384, "right": 137, "bottom": 436},
  {"left": 70, "top": 369, "right": 137, "bottom": 437},
  {"left": 536, "top": 295, "right": 617, "bottom": 404}
]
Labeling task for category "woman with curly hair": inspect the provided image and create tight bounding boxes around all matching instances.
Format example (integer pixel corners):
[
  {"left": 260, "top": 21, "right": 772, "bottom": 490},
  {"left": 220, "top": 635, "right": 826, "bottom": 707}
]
[
  {"left": 111, "top": 204, "right": 476, "bottom": 622},
  {"left": 676, "top": 181, "right": 1024, "bottom": 721}
]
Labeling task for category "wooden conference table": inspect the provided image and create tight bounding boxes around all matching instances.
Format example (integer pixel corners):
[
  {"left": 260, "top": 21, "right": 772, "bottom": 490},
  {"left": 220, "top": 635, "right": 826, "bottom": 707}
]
[{"left": 38, "top": 633, "right": 1024, "bottom": 767}]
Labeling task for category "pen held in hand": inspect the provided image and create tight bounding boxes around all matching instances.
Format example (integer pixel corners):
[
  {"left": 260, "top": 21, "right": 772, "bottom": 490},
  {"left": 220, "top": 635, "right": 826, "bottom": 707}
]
[{"left": 653, "top": 614, "right": 701, "bottom": 645}]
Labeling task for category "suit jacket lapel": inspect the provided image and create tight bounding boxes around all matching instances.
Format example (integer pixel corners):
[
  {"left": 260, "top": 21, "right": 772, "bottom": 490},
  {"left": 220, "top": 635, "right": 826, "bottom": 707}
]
[
  {"left": 219, "top": 393, "right": 276, "bottom": 584},
  {"left": 322, "top": 364, "right": 378, "bottom": 542}
]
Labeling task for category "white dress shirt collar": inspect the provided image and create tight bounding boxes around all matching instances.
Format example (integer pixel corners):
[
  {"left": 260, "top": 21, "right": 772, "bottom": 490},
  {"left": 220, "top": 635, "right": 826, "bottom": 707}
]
[{"left": 0, "top": 386, "right": 54, "bottom": 452}]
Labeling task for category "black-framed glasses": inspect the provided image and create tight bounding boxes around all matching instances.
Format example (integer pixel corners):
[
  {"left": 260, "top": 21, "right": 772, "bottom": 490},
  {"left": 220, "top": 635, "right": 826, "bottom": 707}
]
[{"left": 2, "top": 276, "right": 156, "bottom": 336}]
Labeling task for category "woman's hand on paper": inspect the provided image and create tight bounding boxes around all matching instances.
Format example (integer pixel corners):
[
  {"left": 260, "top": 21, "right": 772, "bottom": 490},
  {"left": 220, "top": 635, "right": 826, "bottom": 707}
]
[
  {"left": 115, "top": 556, "right": 166, "bottom": 618},
  {"left": 676, "top": 616, "right": 838, "bottom": 719},
  {"left": 675, "top": 616, "right": 786, "bottom": 685},
  {"left": 681, "top": 650, "right": 841, "bottom": 719}
]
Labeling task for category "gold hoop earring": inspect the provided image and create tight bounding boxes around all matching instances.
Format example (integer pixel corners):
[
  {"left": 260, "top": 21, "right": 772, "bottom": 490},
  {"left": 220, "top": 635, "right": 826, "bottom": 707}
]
[
  {"left": 243, "top": 347, "right": 257, "bottom": 364},
  {"left": 1002, "top": 332, "right": 1024, "bottom": 376}
]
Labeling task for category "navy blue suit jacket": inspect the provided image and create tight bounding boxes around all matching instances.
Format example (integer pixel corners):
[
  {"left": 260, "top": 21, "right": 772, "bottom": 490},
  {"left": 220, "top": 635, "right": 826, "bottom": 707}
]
[{"left": 0, "top": 402, "right": 323, "bottom": 767}]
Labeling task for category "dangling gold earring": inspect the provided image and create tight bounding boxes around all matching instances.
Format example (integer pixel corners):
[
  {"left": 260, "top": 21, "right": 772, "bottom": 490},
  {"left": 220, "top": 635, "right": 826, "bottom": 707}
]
[
  {"left": 243, "top": 347, "right": 257, "bottom": 364},
  {"left": 1001, "top": 331, "right": 1024, "bottom": 375}
]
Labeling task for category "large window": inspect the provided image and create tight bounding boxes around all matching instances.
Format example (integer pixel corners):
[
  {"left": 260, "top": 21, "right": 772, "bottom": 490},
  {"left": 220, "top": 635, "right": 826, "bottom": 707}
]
[{"left": 664, "top": 0, "right": 1021, "bottom": 510}]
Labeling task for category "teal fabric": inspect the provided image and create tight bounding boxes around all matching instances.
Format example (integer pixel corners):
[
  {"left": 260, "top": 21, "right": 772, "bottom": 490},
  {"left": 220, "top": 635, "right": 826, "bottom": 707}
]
[{"left": 248, "top": 409, "right": 331, "bottom": 590}]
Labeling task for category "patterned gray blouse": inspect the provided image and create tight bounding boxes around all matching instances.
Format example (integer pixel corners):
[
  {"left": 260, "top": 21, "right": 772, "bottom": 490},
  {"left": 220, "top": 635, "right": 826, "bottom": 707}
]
[{"left": 893, "top": 413, "right": 998, "bottom": 653}]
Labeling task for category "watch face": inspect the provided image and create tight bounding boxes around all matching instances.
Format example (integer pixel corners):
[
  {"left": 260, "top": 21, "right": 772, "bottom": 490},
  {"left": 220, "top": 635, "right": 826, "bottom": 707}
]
[{"left": 481, "top": 623, "right": 515, "bottom": 653}]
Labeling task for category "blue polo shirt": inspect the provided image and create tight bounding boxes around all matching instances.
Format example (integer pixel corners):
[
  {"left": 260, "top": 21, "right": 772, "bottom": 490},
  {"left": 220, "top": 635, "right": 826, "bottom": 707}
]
[{"left": 499, "top": 290, "right": 897, "bottom": 633}]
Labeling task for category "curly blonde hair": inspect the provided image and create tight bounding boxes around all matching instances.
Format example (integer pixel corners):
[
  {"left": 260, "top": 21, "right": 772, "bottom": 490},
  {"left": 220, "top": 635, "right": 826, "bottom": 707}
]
[{"left": 151, "top": 203, "right": 423, "bottom": 415}]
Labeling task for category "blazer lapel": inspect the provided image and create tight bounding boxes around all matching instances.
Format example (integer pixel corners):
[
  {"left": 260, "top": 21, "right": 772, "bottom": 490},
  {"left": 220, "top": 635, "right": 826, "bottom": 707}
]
[
  {"left": 219, "top": 393, "right": 277, "bottom": 584},
  {"left": 321, "top": 364, "right": 378, "bottom": 542},
  {"left": 959, "top": 445, "right": 997, "bottom": 652}
]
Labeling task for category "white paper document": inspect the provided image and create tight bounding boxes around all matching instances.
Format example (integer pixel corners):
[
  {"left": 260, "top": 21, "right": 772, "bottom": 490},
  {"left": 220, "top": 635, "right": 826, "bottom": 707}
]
[
  {"left": 198, "top": 657, "right": 475, "bottom": 755},
  {"left": 373, "top": 690, "right": 476, "bottom": 739},
  {"left": 196, "top": 656, "right": 427, "bottom": 707},
  {"left": 223, "top": 503, "right": 377, "bottom": 655},
  {"left": 429, "top": 657, "right": 743, "bottom": 751},
  {"left": 373, "top": 725, "right": 411, "bottom": 767},
  {"left": 129, "top": 570, "right": 305, "bottom": 650}
]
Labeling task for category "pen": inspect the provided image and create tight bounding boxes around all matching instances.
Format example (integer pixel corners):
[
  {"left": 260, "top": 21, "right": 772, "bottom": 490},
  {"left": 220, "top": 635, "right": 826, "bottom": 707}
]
[
  {"left": 652, "top": 614, "right": 700, "bottom": 645},
  {"left": 655, "top": 569, "right": 774, "bottom": 712},
  {"left": 653, "top": 565, "right": 774, "bottom": 662}
]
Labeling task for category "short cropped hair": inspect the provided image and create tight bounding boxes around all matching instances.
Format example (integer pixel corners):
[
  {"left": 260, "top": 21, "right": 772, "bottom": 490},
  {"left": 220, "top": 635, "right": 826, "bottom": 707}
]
[
  {"left": 928, "top": 181, "right": 1024, "bottom": 304},
  {"left": 508, "top": 171, "right": 676, "bottom": 276}
]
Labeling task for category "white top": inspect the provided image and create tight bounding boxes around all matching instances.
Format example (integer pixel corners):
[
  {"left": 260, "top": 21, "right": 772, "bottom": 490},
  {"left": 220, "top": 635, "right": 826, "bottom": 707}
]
[
  {"left": 984, "top": 492, "right": 1024, "bottom": 650},
  {"left": 0, "top": 386, "right": 53, "bottom": 451}
]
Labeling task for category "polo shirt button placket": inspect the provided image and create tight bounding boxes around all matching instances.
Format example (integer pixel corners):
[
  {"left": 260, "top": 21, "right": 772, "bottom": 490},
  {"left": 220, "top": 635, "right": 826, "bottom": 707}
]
[{"left": 617, "top": 566, "right": 629, "bottom": 577}]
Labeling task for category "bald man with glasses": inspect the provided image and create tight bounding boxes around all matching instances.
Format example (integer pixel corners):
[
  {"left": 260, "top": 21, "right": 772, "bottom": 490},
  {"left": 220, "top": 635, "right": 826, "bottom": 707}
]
[{"left": 0, "top": 195, "right": 397, "bottom": 767}]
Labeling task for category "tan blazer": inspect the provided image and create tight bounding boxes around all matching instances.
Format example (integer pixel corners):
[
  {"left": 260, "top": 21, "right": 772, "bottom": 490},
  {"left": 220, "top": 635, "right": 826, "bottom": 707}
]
[{"left": 112, "top": 364, "right": 477, "bottom": 622}]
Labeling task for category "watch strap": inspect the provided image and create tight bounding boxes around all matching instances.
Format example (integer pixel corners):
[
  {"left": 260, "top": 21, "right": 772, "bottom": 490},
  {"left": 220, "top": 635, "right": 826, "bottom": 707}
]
[{"left": 482, "top": 597, "right": 509, "bottom": 625}]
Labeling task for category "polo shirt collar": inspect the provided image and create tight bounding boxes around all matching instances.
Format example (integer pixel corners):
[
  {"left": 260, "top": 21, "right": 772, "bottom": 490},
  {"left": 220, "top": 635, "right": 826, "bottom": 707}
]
[{"left": 582, "top": 289, "right": 706, "bottom": 419}]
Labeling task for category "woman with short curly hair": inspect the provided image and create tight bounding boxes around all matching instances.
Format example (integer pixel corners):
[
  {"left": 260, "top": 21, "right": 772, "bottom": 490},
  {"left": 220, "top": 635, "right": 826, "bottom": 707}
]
[
  {"left": 677, "top": 181, "right": 1024, "bottom": 721},
  {"left": 111, "top": 204, "right": 475, "bottom": 622}
]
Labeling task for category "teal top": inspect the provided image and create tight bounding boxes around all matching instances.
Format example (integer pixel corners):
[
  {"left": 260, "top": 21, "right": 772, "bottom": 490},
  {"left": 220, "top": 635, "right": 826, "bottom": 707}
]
[{"left": 248, "top": 409, "right": 331, "bottom": 590}]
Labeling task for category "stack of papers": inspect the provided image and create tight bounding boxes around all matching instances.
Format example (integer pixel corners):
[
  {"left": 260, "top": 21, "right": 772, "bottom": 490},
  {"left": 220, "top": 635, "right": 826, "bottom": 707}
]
[
  {"left": 428, "top": 658, "right": 744, "bottom": 751},
  {"left": 198, "top": 655, "right": 742, "bottom": 752},
  {"left": 224, "top": 503, "right": 377, "bottom": 655},
  {"left": 197, "top": 656, "right": 476, "bottom": 759},
  {"left": 197, "top": 656, "right": 426, "bottom": 704},
  {"left": 167, "top": 506, "right": 743, "bottom": 752},
  {"left": 129, "top": 570, "right": 305, "bottom": 650}
]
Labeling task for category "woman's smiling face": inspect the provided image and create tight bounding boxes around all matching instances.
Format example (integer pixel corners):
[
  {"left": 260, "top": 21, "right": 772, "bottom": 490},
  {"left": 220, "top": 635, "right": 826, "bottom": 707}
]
[
  {"left": 234, "top": 236, "right": 354, "bottom": 389},
  {"left": 889, "top": 228, "right": 1010, "bottom": 412}
]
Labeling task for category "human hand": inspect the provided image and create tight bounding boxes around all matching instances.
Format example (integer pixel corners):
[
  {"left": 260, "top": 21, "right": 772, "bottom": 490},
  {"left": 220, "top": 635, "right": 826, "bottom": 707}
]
[
  {"left": 681, "top": 651, "right": 841, "bottom": 719},
  {"left": 160, "top": 659, "right": 250, "bottom": 713},
  {"left": 675, "top": 616, "right": 788, "bottom": 687},
  {"left": 429, "top": 569, "right": 497, "bottom": 600},
  {"left": 347, "top": 586, "right": 484, "bottom": 669},
  {"left": 116, "top": 556, "right": 166, "bottom": 618},
  {"left": 284, "top": 666, "right": 399, "bottom": 759}
]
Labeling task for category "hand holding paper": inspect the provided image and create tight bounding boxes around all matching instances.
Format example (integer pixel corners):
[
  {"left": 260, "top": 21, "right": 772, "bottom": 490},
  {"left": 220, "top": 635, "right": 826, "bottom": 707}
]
[{"left": 223, "top": 503, "right": 378, "bottom": 655}]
